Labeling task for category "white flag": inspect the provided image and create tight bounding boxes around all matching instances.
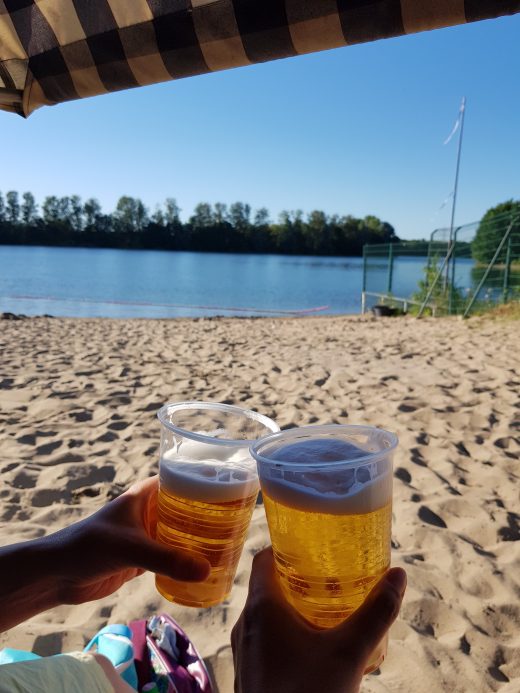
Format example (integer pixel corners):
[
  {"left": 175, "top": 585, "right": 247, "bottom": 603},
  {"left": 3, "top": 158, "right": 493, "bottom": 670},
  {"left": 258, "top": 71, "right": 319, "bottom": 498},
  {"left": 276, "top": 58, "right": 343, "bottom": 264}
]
[
  {"left": 437, "top": 191, "right": 454, "bottom": 211},
  {"left": 443, "top": 97, "right": 466, "bottom": 145}
]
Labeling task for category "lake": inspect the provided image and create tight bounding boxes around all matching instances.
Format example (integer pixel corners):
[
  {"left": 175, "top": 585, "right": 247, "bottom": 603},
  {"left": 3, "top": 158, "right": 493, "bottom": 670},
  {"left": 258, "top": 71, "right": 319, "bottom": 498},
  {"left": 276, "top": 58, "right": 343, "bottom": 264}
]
[{"left": 0, "top": 245, "right": 475, "bottom": 318}]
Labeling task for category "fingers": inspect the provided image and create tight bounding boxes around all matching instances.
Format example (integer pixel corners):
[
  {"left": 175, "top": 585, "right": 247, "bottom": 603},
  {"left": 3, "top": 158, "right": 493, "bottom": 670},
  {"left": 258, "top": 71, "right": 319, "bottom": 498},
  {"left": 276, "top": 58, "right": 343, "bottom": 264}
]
[
  {"left": 122, "top": 475, "right": 158, "bottom": 501},
  {"left": 246, "top": 548, "right": 312, "bottom": 627},
  {"left": 247, "top": 548, "right": 286, "bottom": 607},
  {"left": 126, "top": 536, "right": 210, "bottom": 582},
  {"left": 108, "top": 476, "right": 159, "bottom": 536},
  {"left": 337, "top": 568, "right": 406, "bottom": 662}
]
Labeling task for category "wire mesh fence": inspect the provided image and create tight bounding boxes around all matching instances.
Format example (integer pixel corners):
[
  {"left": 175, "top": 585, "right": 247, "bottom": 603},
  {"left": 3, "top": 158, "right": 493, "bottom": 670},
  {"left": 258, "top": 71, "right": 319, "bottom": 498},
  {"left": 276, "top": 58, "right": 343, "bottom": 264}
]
[{"left": 362, "top": 211, "right": 520, "bottom": 317}]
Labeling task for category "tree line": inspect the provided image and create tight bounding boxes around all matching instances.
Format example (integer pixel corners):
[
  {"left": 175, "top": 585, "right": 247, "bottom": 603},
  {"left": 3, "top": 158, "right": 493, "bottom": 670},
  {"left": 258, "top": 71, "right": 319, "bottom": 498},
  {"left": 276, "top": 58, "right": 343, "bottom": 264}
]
[
  {"left": 471, "top": 200, "right": 520, "bottom": 265},
  {"left": 0, "top": 191, "right": 398, "bottom": 256}
]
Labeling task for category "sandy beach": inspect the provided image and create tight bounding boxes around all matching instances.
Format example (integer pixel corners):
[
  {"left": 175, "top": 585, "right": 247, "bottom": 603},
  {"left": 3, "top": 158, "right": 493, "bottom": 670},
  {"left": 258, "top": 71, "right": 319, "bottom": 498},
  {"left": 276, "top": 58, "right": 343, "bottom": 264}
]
[{"left": 0, "top": 313, "right": 519, "bottom": 692}]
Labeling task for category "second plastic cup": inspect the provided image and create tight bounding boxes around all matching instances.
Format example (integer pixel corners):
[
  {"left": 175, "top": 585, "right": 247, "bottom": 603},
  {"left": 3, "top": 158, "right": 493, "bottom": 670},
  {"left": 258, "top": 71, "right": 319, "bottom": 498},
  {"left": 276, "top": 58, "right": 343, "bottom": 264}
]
[
  {"left": 155, "top": 401, "right": 279, "bottom": 608},
  {"left": 251, "top": 424, "right": 397, "bottom": 670}
]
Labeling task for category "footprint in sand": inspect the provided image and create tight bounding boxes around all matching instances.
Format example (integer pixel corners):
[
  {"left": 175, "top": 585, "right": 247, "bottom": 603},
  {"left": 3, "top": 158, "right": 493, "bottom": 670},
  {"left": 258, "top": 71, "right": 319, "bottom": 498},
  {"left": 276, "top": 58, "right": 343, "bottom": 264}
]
[
  {"left": 454, "top": 442, "right": 471, "bottom": 457},
  {"left": 488, "top": 648, "right": 510, "bottom": 683},
  {"left": 140, "top": 401, "right": 164, "bottom": 412},
  {"left": 96, "top": 431, "right": 119, "bottom": 443},
  {"left": 108, "top": 420, "right": 130, "bottom": 431},
  {"left": 1, "top": 463, "right": 18, "bottom": 473},
  {"left": 31, "top": 488, "right": 66, "bottom": 507},
  {"left": 418, "top": 505, "right": 447, "bottom": 529},
  {"left": 498, "top": 512, "right": 520, "bottom": 541},
  {"left": 394, "top": 467, "right": 412, "bottom": 484},
  {"left": 416, "top": 431, "right": 429, "bottom": 445},
  {"left": 398, "top": 402, "right": 419, "bottom": 413},
  {"left": 12, "top": 470, "right": 37, "bottom": 489},
  {"left": 66, "top": 464, "right": 116, "bottom": 491},
  {"left": 410, "top": 447, "right": 427, "bottom": 467},
  {"left": 36, "top": 440, "right": 62, "bottom": 455},
  {"left": 17, "top": 434, "right": 36, "bottom": 445},
  {"left": 97, "top": 394, "right": 131, "bottom": 407},
  {"left": 69, "top": 410, "right": 93, "bottom": 423},
  {"left": 459, "top": 634, "right": 471, "bottom": 655},
  {"left": 403, "top": 553, "right": 425, "bottom": 565}
]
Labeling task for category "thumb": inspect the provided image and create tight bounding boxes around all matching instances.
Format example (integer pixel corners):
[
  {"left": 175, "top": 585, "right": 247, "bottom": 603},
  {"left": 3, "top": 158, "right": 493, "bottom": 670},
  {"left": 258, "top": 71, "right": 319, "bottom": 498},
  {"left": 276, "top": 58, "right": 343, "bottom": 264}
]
[
  {"left": 125, "top": 535, "right": 211, "bottom": 582},
  {"left": 336, "top": 568, "right": 406, "bottom": 663}
]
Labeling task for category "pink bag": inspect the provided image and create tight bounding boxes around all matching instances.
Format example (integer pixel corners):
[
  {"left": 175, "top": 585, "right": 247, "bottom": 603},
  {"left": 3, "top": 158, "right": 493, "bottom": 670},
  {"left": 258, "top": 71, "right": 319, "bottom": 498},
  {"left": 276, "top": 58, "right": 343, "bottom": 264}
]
[{"left": 129, "top": 614, "right": 214, "bottom": 693}]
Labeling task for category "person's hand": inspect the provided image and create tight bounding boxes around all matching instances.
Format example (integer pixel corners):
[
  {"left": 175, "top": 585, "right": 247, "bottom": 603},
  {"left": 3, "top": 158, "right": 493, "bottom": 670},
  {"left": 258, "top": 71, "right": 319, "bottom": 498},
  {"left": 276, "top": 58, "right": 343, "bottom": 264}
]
[
  {"left": 231, "top": 548, "right": 406, "bottom": 693},
  {"left": 44, "top": 475, "right": 210, "bottom": 604}
]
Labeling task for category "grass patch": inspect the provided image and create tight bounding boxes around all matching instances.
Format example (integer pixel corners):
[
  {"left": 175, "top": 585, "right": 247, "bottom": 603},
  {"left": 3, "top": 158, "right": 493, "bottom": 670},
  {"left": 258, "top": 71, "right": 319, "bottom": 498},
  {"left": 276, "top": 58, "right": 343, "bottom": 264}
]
[{"left": 477, "top": 301, "right": 520, "bottom": 321}]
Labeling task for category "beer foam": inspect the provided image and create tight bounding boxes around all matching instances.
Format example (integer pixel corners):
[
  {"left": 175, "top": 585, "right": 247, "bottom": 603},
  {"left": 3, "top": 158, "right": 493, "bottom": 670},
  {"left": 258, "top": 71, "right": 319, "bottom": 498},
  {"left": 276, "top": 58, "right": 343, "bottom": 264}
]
[
  {"left": 160, "top": 443, "right": 259, "bottom": 503},
  {"left": 259, "top": 439, "right": 392, "bottom": 514}
]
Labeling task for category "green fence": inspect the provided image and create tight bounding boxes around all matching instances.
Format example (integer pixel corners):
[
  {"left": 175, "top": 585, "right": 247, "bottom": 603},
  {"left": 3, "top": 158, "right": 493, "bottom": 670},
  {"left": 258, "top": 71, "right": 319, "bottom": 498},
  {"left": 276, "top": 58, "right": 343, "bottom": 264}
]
[{"left": 362, "top": 211, "right": 520, "bottom": 317}]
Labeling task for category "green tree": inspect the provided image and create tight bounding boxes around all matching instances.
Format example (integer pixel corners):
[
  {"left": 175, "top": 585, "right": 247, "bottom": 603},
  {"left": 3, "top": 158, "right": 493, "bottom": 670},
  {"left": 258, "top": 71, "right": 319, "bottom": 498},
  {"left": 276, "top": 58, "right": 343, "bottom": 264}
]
[
  {"left": 0, "top": 191, "right": 6, "bottom": 223},
  {"left": 6, "top": 191, "right": 20, "bottom": 225},
  {"left": 70, "top": 195, "right": 83, "bottom": 231},
  {"left": 114, "top": 196, "right": 149, "bottom": 232},
  {"left": 229, "top": 202, "right": 251, "bottom": 232},
  {"left": 214, "top": 202, "right": 228, "bottom": 225},
  {"left": 164, "top": 198, "right": 181, "bottom": 226},
  {"left": 274, "top": 210, "right": 305, "bottom": 253},
  {"left": 412, "top": 257, "right": 464, "bottom": 316},
  {"left": 83, "top": 198, "right": 102, "bottom": 230},
  {"left": 151, "top": 206, "right": 165, "bottom": 226},
  {"left": 251, "top": 207, "right": 272, "bottom": 252},
  {"left": 305, "top": 210, "right": 329, "bottom": 253},
  {"left": 253, "top": 207, "right": 270, "bottom": 227},
  {"left": 42, "top": 195, "right": 61, "bottom": 225},
  {"left": 21, "top": 192, "right": 38, "bottom": 225},
  {"left": 190, "top": 202, "right": 214, "bottom": 228},
  {"left": 472, "top": 200, "right": 520, "bottom": 264},
  {"left": 58, "top": 196, "right": 73, "bottom": 228}
]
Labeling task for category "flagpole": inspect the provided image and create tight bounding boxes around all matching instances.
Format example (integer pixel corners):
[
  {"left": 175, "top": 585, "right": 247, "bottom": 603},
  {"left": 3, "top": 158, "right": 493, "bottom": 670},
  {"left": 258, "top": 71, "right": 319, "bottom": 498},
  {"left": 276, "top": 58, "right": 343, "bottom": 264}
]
[{"left": 444, "top": 96, "right": 466, "bottom": 293}]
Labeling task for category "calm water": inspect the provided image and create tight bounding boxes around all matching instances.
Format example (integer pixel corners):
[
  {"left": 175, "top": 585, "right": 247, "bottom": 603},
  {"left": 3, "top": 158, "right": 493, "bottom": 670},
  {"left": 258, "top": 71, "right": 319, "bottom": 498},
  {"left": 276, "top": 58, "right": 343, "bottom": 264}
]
[{"left": 0, "top": 245, "right": 475, "bottom": 318}]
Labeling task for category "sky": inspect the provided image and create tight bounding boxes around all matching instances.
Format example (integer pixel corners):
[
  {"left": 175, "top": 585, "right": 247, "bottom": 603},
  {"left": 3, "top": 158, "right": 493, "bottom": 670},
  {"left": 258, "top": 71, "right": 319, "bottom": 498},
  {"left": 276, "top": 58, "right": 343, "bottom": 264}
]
[{"left": 1, "top": 13, "right": 520, "bottom": 241}]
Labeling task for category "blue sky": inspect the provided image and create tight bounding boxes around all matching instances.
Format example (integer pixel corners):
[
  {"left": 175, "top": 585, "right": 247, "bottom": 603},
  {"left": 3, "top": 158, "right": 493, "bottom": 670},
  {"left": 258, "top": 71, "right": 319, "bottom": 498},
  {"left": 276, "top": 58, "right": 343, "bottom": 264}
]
[{"left": 1, "top": 14, "right": 519, "bottom": 240}]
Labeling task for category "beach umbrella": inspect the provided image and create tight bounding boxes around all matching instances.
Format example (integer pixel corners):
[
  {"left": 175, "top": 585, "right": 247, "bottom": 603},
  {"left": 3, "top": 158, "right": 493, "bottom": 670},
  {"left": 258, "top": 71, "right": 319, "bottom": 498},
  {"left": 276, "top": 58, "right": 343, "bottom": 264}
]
[{"left": 1, "top": 1, "right": 519, "bottom": 117}]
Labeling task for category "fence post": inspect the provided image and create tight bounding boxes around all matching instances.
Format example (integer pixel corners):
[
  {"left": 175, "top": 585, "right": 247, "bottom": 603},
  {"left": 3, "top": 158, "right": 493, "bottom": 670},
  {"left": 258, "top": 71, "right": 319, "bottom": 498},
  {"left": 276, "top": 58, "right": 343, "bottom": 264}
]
[
  {"left": 463, "top": 215, "right": 518, "bottom": 318},
  {"left": 362, "top": 245, "right": 368, "bottom": 292},
  {"left": 448, "top": 227, "right": 459, "bottom": 314},
  {"left": 502, "top": 236, "right": 512, "bottom": 303},
  {"left": 387, "top": 243, "right": 394, "bottom": 294},
  {"left": 417, "top": 242, "right": 456, "bottom": 318},
  {"left": 361, "top": 246, "right": 368, "bottom": 312}
]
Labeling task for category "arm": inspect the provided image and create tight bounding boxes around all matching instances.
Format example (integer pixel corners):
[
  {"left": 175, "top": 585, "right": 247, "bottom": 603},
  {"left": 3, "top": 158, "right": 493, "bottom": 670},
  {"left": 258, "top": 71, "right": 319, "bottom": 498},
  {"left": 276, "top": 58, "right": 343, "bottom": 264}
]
[
  {"left": 232, "top": 548, "right": 406, "bottom": 693},
  {"left": 0, "top": 476, "right": 209, "bottom": 633},
  {"left": 0, "top": 538, "right": 63, "bottom": 631}
]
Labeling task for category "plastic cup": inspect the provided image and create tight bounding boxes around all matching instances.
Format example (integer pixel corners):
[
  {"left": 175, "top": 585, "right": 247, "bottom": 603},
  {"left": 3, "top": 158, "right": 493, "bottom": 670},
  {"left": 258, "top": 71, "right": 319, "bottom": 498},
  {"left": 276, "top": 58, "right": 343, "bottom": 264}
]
[
  {"left": 251, "top": 424, "right": 397, "bottom": 671},
  {"left": 156, "top": 401, "right": 279, "bottom": 607}
]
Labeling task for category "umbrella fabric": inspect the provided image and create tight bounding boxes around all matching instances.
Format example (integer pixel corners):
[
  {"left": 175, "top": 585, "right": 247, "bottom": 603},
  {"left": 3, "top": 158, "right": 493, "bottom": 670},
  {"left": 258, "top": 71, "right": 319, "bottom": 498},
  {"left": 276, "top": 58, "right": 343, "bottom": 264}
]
[{"left": 1, "top": 1, "right": 519, "bottom": 117}]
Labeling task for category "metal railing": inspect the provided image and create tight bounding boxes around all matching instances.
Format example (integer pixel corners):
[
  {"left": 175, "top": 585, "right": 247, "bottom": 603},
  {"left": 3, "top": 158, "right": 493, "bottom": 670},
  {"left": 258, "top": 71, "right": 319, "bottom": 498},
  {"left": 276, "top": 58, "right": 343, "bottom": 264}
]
[
  {"left": 361, "top": 291, "right": 436, "bottom": 315},
  {"left": 362, "top": 211, "right": 520, "bottom": 317}
]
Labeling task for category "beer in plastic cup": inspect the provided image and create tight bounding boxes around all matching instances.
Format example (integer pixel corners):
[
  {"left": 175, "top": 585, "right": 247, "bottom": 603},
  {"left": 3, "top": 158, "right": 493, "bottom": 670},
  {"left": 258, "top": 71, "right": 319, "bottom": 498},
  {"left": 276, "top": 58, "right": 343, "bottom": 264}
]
[
  {"left": 156, "top": 401, "right": 279, "bottom": 608},
  {"left": 251, "top": 424, "right": 397, "bottom": 671}
]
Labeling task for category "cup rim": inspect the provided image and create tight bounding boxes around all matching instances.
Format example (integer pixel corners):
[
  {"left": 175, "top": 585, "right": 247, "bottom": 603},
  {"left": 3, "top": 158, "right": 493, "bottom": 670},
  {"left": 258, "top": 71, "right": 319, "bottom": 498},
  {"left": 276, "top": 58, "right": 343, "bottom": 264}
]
[
  {"left": 250, "top": 423, "right": 398, "bottom": 470},
  {"left": 157, "top": 401, "right": 280, "bottom": 447}
]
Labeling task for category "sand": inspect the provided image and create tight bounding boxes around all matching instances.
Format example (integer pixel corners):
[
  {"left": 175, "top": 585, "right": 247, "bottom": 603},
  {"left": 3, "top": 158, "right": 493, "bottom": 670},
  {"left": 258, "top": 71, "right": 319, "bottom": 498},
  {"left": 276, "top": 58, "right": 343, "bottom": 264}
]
[{"left": 0, "top": 313, "right": 519, "bottom": 692}]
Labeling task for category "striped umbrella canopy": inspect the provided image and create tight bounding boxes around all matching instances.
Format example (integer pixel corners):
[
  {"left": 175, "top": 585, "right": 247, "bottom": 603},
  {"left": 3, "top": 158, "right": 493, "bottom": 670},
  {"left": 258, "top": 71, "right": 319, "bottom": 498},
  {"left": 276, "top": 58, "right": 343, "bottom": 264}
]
[{"left": 1, "top": 1, "right": 519, "bottom": 117}]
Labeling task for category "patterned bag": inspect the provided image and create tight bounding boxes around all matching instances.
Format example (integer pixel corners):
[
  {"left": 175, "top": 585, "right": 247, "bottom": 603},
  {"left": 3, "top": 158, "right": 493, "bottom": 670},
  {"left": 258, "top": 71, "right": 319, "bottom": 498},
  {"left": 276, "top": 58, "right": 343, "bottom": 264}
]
[{"left": 129, "top": 614, "right": 214, "bottom": 693}]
